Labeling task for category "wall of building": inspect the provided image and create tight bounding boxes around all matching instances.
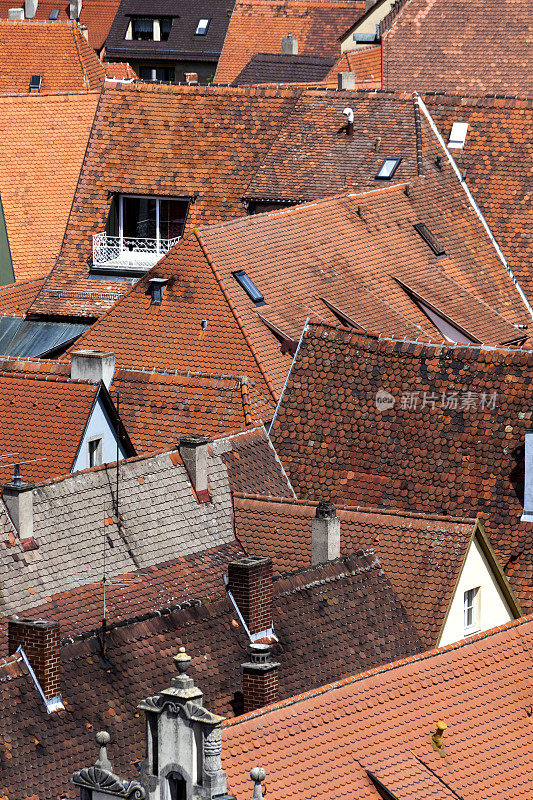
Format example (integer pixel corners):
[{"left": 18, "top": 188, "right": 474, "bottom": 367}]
[
  {"left": 438, "top": 536, "right": 514, "bottom": 647},
  {"left": 72, "top": 394, "right": 128, "bottom": 472},
  {"left": 340, "top": 0, "right": 394, "bottom": 52}
]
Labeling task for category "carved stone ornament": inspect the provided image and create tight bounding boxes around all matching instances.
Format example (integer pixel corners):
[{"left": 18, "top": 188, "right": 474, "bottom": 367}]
[
  {"left": 138, "top": 693, "right": 164, "bottom": 712},
  {"left": 71, "top": 766, "right": 147, "bottom": 798}
]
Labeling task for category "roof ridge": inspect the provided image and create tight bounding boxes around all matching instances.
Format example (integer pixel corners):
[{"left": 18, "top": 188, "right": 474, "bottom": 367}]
[
  {"left": 423, "top": 91, "right": 533, "bottom": 107},
  {"left": 222, "top": 614, "right": 533, "bottom": 728},
  {"left": 0, "top": 369, "right": 97, "bottom": 386}
]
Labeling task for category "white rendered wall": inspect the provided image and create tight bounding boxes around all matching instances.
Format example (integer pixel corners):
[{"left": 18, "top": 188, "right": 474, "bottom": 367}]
[
  {"left": 438, "top": 536, "right": 514, "bottom": 647},
  {"left": 72, "top": 395, "right": 127, "bottom": 472},
  {"left": 340, "top": 0, "right": 394, "bottom": 51}
]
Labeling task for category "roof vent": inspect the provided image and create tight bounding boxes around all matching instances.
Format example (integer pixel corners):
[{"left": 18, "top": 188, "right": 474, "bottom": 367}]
[
  {"left": 338, "top": 71, "right": 355, "bottom": 90},
  {"left": 281, "top": 33, "right": 298, "bottom": 55},
  {"left": 29, "top": 74, "right": 42, "bottom": 92},
  {"left": 448, "top": 122, "right": 468, "bottom": 149},
  {"left": 148, "top": 277, "right": 168, "bottom": 305},
  {"left": 24, "top": 0, "right": 37, "bottom": 18},
  {"left": 342, "top": 107, "right": 354, "bottom": 136},
  {"left": 431, "top": 720, "right": 448, "bottom": 757},
  {"left": 7, "top": 7, "right": 24, "bottom": 19}
]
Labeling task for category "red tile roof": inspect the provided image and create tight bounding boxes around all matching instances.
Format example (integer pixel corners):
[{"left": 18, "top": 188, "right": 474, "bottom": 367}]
[
  {"left": 233, "top": 494, "right": 482, "bottom": 646},
  {"left": 222, "top": 615, "right": 533, "bottom": 800},
  {"left": 0, "top": 20, "right": 105, "bottom": 93},
  {"left": 380, "top": 0, "right": 533, "bottom": 95},
  {"left": 271, "top": 323, "right": 533, "bottom": 611},
  {"left": 213, "top": 426, "right": 296, "bottom": 496},
  {"left": 214, "top": 0, "right": 365, "bottom": 84},
  {"left": 0, "top": 92, "right": 99, "bottom": 282},
  {"left": 28, "top": 82, "right": 301, "bottom": 318},
  {"left": 323, "top": 45, "right": 381, "bottom": 88},
  {"left": 102, "top": 60, "right": 137, "bottom": 79},
  {"left": 0, "top": 279, "right": 46, "bottom": 315}
]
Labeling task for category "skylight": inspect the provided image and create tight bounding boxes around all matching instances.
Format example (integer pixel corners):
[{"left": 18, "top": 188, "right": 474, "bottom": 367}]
[
  {"left": 195, "top": 18, "right": 210, "bottom": 34},
  {"left": 375, "top": 157, "right": 401, "bottom": 180},
  {"left": 448, "top": 122, "right": 469, "bottom": 149},
  {"left": 413, "top": 223, "right": 446, "bottom": 256},
  {"left": 29, "top": 75, "right": 42, "bottom": 93},
  {"left": 49, "top": 9, "right": 59, "bottom": 19},
  {"left": 233, "top": 270, "right": 264, "bottom": 304}
]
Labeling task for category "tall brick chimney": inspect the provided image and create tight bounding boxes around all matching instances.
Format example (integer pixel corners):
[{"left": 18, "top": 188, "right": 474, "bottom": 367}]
[
  {"left": 227, "top": 556, "right": 273, "bottom": 637},
  {"left": 311, "top": 500, "right": 341, "bottom": 564},
  {"left": 242, "top": 643, "right": 280, "bottom": 713},
  {"left": 8, "top": 617, "right": 61, "bottom": 701}
]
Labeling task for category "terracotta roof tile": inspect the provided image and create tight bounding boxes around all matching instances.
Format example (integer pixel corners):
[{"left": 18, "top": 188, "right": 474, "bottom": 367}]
[
  {"left": 232, "top": 53, "right": 336, "bottom": 85},
  {"left": 0, "top": 92, "right": 99, "bottom": 282},
  {"left": 222, "top": 615, "right": 533, "bottom": 800},
  {"left": 212, "top": 426, "right": 295, "bottom": 496},
  {"left": 271, "top": 324, "right": 533, "bottom": 611},
  {"left": 0, "top": 279, "right": 46, "bottom": 316},
  {"left": 102, "top": 61, "right": 137, "bottom": 79},
  {"left": 323, "top": 45, "right": 381, "bottom": 88},
  {"left": 214, "top": 0, "right": 365, "bottom": 84},
  {"left": 0, "top": 20, "right": 105, "bottom": 93}
]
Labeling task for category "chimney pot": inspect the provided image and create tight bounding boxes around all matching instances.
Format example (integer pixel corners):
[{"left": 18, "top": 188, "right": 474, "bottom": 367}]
[
  {"left": 242, "top": 644, "right": 279, "bottom": 712},
  {"left": 24, "top": 0, "right": 37, "bottom": 17},
  {"left": 8, "top": 7, "right": 24, "bottom": 18},
  {"left": 179, "top": 435, "right": 211, "bottom": 500},
  {"left": 312, "top": 500, "right": 340, "bottom": 564},
  {"left": 338, "top": 71, "right": 356, "bottom": 90},
  {"left": 281, "top": 33, "right": 298, "bottom": 55},
  {"left": 69, "top": 0, "right": 81, "bottom": 19},
  {"left": 227, "top": 557, "right": 273, "bottom": 636},
  {"left": 70, "top": 350, "right": 115, "bottom": 388},
  {"left": 8, "top": 617, "right": 61, "bottom": 701},
  {"left": 2, "top": 466, "right": 34, "bottom": 538}
]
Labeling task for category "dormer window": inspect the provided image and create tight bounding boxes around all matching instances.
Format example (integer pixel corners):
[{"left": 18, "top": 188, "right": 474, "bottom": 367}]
[
  {"left": 126, "top": 16, "right": 173, "bottom": 41},
  {"left": 195, "top": 18, "right": 210, "bottom": 34}
]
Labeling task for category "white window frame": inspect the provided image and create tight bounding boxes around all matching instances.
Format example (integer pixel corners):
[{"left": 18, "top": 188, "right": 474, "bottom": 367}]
[
  {"left": 87, "top": 436, "right": 104, "bottom": 469},
  {"left": 195, "top": 18, "right": 210, "bottom": 34},
  {"left": 463, "top": 587, "right": 481, "bottom": 635},
  {"left": 118, "top": 194, "right": 164, "bottom": 252}
]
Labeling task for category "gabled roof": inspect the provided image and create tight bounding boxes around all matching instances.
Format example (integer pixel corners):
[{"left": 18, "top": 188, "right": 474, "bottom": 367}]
[
  {"left": 222, "top": 615, "right": 533, "bottom": 800},
  {"left": 270, "top": 323, "right": 533, "bottom": 611},
  {"left": 0, "top": 20, "right": 106, "bottom": 93},
  {"left": 380, "top": 0, "right": 533, "bottom": 95},
  {"left": 214, "top": 0, "right": 365, "bottom": 84},
  {"left": 0, "top": 92, "right": 99, "bottom": 282},
  {"left": 0, "top": 551, "right": 422, "bottom": 798},
  {"left": 323, "top": 45, "right": 381, "bottom": 88},
  {"left": 232, "top": 53, "right": 336, "bottom": 85},
  {"left": 102, "top": 60, "right": 137, "bottom": 80},
  {"left": 28, "top": 82, "right": 301, "bottom": 318},
  {"left": 233, "top": 494, "right": 486, "bottom": 647},
  {"left": 105, "top": 0, "right": 235, "bottom": 62},
  {"left": 0, "top": 0, "right": 121, "bottom": 50}
]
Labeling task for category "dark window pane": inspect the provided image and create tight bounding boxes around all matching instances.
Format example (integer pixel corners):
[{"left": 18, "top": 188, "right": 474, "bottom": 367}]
[
  {"left": 160, "top": 17, "right": 172, "bottom": 40},
  {"left": 106, "top": 195, "right": 119, "bottom": 236},
  {"left": 159, "top": 199, "right": 188, "bottom": 239},
  {"left": 123, "top": 197, "right": 157, "bottom": 239},
  {"left": 132, "top": 17, "right": 154, "bottom": 39}
]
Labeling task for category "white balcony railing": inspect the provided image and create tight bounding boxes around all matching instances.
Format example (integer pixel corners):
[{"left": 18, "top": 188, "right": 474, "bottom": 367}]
[{"left": 92, "top": 232, "right": 180, "bottom": 272}]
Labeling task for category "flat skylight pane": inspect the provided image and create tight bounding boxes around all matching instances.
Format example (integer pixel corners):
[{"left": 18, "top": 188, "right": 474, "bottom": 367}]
[
  {"left": 49, "top": 9, "right": 60, "bottom": 19},
  {"left": 29, "top": 75, "right": 42, "bottom": 92},
  {"left": 233, "top": 270, "right": 264, "bottom": 303},
  {"left": 195, "top": 18, "right": 210, "bottom": 34},
  {"left": 413, "top": 223, "right": 445, "bottom": 256},
  {"left": 375, "top": 157, "right": 401, "bottom": 180},
  {"left": 448, "top": 121, "right": 469, "bottom": 149}
]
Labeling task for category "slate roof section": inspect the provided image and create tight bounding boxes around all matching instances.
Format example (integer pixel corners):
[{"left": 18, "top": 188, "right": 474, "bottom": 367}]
[
  {"left": 0, "top": 552, "right": 422, "bottom": 798},
  {"left": 424, "top": 94, "right": 533, "bottom": 301},
  {"left": 270, "top": 323, "right": 533, "bottom": 612},
  {"left": 323, "top": 45, "right": 381, "bottom": 88},
  {"left": 110, "top": 368, "right": 275, "bottom": 452},
  {"left": 222, "top": 616, "right": 533, "bottom": 800},
  {"left": 214, "top": 0, "right": 365, "bottom": 84},
  {"left": 233, "top": 493, "right": 479, "bottom": 647},
  {"left": 105, "top": 0, "right": 235, "bottom": 62},
  {"left": 28, "top": 82, "right": 301, "bottom": 318},
  {"left": 0, "top": 92, "right": 99, "bottom": 283},
  {"left": 232, "top": 53, "right": 335, "bottom": 85},
  {"left": 380, "top": 0, "right": 533, "bottom": 95},
  {"left": 0, "top": 20, "right": 106, "bottom": 93}
]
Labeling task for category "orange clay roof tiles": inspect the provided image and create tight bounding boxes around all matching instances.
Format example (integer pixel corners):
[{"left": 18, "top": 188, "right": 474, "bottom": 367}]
[
  {"left": 0, "top": 279, "right": 46, "bottom": 316},
  {"left": 221, "top": 615, "right": 533, "bottom": 800},
  {"left": 28, "top": 82, "right": 301, "bottom": 318},
  {"left": 214, "top": 0, "right": 365, "bottom": 84},
  {"left": 102, "top": 61, "right": 137, "bottom": 79},
  {"left": 270, "top": 324, "right": 533, "bottom": 612},
  {"left": 0, "top": 20, "right": 105, "bottom": 93},
  {"left": 323, "top": 45, "right": 381, "bottom": 88},
  {"left": 0, "top": 92, "right": 99, "bottom": 282},
  {"left": 380, "top": 0, "right": 533, "bottom": 96},
  {"left": 233, "top": 494, "right": 477, "bottom": 647}
]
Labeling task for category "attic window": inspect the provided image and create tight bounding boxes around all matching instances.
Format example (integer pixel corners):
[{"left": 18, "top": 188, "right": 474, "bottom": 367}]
[
  {"left": 413, "top": 222, "right": 445, "bottom": 256},
  {"left": 49, "top": 9, "right": 59, "bottom": 19},
  {"left": 375, "top": 157, "right": 401, "bottom": 180},
  {"left": 448, "top": 122, "right": 469, "bottom": 150},
  {"left": 129, "top": 17, "right": 172, "bottom": 41},
  {"left": 29, "top": 75, "right": 42, "bottom": 93},
  {"left": 195, "top": 18, "right": 210, "bottom": 34},
  {"left": 233, "top": 270, "right": 264, "bottom": 305}
]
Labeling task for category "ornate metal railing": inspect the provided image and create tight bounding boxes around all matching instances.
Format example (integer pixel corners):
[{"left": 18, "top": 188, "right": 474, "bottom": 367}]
[{"left": 92, "top": 232, "right": 180, "bottom": 271}]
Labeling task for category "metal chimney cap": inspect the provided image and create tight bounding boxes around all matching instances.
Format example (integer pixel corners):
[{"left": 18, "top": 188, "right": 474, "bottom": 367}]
[{"left": 316, "top": 499, "right": 336, "bottom": 519}]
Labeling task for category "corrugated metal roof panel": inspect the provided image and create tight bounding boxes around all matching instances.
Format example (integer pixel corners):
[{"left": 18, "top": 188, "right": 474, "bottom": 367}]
[{"left": 0, "top": 316, "right": 88, "bottom": 357}]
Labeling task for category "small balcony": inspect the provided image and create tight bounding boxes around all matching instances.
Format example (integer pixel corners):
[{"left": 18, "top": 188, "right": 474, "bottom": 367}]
[{"left": 92, "top": 232, "right": 180, "bottom": 273}]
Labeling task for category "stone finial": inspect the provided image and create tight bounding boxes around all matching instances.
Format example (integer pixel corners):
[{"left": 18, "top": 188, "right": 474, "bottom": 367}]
[
  {"left": 95, "top": 730, "right": 112, "bottom": 771},
  {"left": 250, "top": 767, "right": 266, "bottom": 800},
  {"left": 174, "top": 646, "right": 192, "bottom": 675}
]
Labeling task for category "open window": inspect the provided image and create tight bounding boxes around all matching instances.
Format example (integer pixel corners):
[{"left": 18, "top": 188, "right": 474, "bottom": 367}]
[{"left": 195, "top": 18, "right": 210, "bottom": 34}]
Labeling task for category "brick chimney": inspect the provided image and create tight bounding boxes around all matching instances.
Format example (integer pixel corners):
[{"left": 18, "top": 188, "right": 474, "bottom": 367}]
[
  {"left": 8, "top": 617, "right": 61, "bottom": 701},
  {"left": 281, "top": 33, "right": 298, "bottom": 55},
  {"left": 179, "top": 435, "right": 211, "bottom": 502},
  {"left": 311, "top": 500, "right": 340, "bottom": 564},
  {"left": 2, "top": 465, "right": 34, "bottom": 540},
  {"left": 227, "top": 556, "right": 273, "bottom": 637},
  {"left": 242, "top": 643, "right": 280, "bottom": 712},
  {"left": 70, "top": 350, "right": 115, "bottom": 388}
]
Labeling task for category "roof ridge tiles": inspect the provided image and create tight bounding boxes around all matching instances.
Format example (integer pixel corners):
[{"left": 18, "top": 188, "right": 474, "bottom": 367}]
[
  {"left": 0, "top": 369, "right": 97, "bottom": 386},
  {"left": 104, "top": 81, "right": 302, "bottom": 99},
  {"left": 273, "top": 549, "right": 379, "bottom": 590},
  {"left": 222, "top": 614, "right": 533, "bottom": 728}
]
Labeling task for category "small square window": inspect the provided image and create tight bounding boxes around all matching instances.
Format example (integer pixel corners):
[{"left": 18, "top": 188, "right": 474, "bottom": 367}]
[
  {"left": 49, "top": 9, "right": 60, "bottom": 19},
  {"left": 195, "top": 18, "right": 210, "bottom": 34},
  {"left": 413, "top": 223, "right": 446, "bottom": 257},
  {"left": 448, "top": 122, "right": 468, "bottom": 150},
  {"left": 29, "top": 75, "right": 42, "bottom": 92},
  {"left": 464, "top": 587, "right": 480, "bottom": 634},
  {"left": 88, "top": 437, "right": 103, "bottom": 468},
  {"left": 233, "top": 270, "right": 264, "bottom": 304},
  {"left": 375, "top": 157, "right": 401, "bottom": 180}
]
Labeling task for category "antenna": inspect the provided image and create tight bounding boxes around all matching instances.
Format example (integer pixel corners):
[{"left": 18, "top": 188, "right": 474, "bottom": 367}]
[
  {"left": 101, "top": 513, "right": 107, "bottom": 657},
  {"left": 115, "top": 390, "right": 120, "bottom": 518}
]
